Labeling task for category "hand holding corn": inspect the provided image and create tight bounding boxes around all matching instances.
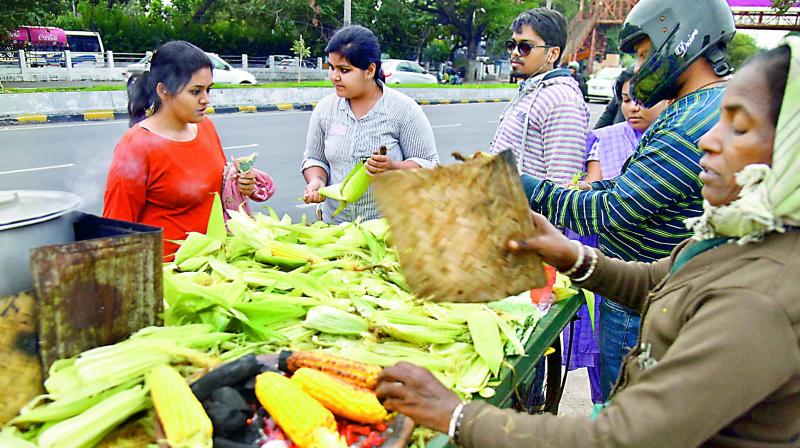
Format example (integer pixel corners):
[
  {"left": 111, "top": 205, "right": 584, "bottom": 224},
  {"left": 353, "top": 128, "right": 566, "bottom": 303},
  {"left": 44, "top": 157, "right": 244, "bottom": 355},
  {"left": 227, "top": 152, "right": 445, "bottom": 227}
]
[
  {"left": 507, "top": 211, "right": 580, "bottom": 272},
  {"left": 304, "top": 176, "right": 327, "bottom": 204},
  {"left": 365, "top": 152, "right": 394, "bottom": 175},
  {"left": 375, "top": 362, "right": 462, "bottom": 434}
]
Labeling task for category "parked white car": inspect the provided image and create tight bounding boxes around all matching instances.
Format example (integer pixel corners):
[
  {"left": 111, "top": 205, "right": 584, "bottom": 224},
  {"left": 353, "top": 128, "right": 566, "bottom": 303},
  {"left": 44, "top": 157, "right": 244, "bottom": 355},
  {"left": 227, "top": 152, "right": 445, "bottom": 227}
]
[
  {"left": 586, "top": 66, "right": 626, "bottom": 102},
  {"left": 124, "top": 52, "right": 257, "bottom": 85},
  {"left": 381, "top": 59, "right": 437, "bottom": 85}
]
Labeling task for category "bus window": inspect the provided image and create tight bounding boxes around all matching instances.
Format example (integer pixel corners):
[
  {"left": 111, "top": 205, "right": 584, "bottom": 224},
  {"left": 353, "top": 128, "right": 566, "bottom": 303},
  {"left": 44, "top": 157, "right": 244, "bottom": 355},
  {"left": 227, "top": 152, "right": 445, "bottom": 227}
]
[{"left": 64, "top": 31, "right": 104, "bottom": 66}]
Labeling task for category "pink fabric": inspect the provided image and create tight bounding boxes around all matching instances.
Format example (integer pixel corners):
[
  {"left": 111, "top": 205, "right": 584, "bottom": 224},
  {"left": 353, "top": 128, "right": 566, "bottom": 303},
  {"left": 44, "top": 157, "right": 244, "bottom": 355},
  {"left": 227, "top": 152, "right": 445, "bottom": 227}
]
[{"left": 221, "top": 163, "right": 275, "bottom": 219}]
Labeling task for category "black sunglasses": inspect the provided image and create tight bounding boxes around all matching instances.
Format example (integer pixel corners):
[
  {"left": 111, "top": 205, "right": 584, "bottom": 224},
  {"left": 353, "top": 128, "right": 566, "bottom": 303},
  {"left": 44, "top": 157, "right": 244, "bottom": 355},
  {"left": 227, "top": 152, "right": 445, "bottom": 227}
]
[{"left": 506, "top": 40, "right": 551, "bottom": 57}]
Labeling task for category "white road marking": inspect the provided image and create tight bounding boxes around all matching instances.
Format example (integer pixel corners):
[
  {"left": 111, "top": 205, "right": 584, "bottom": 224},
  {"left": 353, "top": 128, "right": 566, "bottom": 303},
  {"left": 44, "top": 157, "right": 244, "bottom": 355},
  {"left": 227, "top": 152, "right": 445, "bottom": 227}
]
[
  {"left": 295, "top": 203, "right": 317, "bottom": 209},
  {"left": 432, "top": 123, "right": 462, "bottom": 129},
  {"left": 0, "top": 163, "right": 76, "bottom": 175},
  {"left": 487, "top": 120, "right": 499, "bottom": 123},
  {"left": 223, "top": 144, "right": 260, "bottom": 150}
]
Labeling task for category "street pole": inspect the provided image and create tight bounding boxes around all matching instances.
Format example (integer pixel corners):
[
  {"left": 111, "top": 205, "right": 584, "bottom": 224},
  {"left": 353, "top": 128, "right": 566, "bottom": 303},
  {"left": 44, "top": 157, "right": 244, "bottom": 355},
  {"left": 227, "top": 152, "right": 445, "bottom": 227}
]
[
  {"left": 344, "top": 0, "right": 352, "bottom": 27},
  {"left": 546, "top": 0, "right": 552, "bottom": 8}
]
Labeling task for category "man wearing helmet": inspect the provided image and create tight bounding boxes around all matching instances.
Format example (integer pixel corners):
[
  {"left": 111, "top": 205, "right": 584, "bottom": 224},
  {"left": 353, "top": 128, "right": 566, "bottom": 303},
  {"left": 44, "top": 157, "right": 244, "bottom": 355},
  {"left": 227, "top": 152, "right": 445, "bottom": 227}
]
[{"left": 522, "top": 0, "right": 736, "bottom": 401}]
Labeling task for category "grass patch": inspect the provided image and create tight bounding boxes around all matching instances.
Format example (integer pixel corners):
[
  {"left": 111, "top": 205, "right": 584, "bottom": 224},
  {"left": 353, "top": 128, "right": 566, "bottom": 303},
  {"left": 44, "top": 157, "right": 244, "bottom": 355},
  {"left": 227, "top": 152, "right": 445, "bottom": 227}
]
[{"left": 2, "top": 80, "right": 515, "bottom": 94}]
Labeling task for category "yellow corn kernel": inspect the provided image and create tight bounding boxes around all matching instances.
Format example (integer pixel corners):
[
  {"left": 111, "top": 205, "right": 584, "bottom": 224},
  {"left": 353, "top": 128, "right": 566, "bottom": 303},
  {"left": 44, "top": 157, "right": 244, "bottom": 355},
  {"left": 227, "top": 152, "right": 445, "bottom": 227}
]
[
  {"left": 291, "top": 368, "right": 388, "bottom": 424},
  {"left": 148, "top": 364, "right": 213, "bottom": 448},
  {"left": 254, "top": 372, "right": 339, "bottom": 448},
  {"left": 286, "top": 351, "right": 381, "bottom": 390}
]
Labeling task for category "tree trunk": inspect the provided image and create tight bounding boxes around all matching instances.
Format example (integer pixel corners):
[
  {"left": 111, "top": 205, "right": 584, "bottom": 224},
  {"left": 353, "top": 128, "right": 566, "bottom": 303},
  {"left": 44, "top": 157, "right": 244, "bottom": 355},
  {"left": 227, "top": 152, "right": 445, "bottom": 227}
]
[
  {"left": 464, "top": 35, "right": 479, "bottom": 82},
  {"left": 192, "top": 0, "right": 217, "bottom": 23}
]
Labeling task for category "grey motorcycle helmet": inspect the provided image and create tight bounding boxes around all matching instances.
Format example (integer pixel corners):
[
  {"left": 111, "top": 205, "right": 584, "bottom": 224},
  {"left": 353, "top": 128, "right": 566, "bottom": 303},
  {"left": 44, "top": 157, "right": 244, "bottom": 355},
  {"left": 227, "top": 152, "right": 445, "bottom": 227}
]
[{"left": 619, "top": 0, "right": 736, "bottom": 107}]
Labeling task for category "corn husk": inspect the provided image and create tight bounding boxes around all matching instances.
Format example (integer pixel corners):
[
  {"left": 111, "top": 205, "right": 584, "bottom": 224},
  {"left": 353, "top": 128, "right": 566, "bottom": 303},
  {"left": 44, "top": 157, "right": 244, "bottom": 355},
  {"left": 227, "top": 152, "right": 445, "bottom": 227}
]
[{"left": 372, "top": 150, "right": 545, "bottom": 302}]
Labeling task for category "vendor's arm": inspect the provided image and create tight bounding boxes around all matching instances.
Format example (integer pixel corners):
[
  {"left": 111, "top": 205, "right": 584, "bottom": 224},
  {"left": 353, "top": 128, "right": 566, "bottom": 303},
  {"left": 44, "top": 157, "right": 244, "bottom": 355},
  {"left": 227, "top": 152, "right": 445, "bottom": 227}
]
[
  {"left": 509, "top": 212, "right": 670, "bottom": 310},
  {"left": 102, "top": 141, "right": 148, "bottom": 222},
  {"left": 379, "top": 290, "right": 798, "bottom": 448},
  {"left": 458, "top": 289, "right": 797, "bottom": 448},
  {"left": 524, "top": 129, "right": 701, "bottom": 236}
]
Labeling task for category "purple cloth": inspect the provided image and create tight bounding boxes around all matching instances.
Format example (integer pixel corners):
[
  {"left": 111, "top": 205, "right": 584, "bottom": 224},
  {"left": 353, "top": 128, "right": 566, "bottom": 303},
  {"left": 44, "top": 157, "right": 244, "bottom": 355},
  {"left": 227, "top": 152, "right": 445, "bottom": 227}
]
[
  {"left": 586, "top": 121, "right": 643, "bottom": 179},
  {"left": 559, "top": 122, "right": 646, "bottom": 404}
]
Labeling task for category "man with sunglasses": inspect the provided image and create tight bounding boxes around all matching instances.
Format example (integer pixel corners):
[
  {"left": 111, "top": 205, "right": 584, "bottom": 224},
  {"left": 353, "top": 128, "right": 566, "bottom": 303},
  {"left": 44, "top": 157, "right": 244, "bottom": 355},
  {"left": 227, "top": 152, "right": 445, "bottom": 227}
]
[
  {"left": 521, "top": 0, "right": 736, "bottom": 402},
  {"left": 490, "top": 8, "right": 589, "bottom": 190}
]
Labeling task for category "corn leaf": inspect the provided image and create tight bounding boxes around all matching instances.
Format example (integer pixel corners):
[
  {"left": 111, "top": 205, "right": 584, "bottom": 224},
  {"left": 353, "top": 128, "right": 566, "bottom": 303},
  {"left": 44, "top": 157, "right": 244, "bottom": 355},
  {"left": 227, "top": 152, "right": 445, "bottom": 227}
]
[
  {"left": 207, "top": 192, "right": 227, "bottom": 243},
  {"left": 466, "top": 308, "right": 503, "bottom": 375}
]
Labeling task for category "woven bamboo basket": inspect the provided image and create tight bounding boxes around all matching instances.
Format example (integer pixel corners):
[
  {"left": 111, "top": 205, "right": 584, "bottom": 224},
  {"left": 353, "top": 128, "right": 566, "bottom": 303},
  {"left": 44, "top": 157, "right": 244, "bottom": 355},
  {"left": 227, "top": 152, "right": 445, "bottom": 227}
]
[{"left": 373, "top": 150, "right": 545, "bottom": 303}]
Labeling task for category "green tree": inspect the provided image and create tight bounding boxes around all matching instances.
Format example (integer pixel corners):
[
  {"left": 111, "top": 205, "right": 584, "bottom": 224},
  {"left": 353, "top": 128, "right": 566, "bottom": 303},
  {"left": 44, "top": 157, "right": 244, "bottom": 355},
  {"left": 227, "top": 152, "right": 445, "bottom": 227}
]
[
  {"left": 727, "top": 33, "right": 761, "bottom": 70},
  {"left": 412, "top": 0, "right": 538, "bottom": 81},
  {"left": 292, "top": 34, "right": 311, "bottom": 82},
  {"left": 772, "top": 0, "right": 799, "bottom": 13},
  {"left": 0, "top": 0, "right": 69, "bottom": 39}
]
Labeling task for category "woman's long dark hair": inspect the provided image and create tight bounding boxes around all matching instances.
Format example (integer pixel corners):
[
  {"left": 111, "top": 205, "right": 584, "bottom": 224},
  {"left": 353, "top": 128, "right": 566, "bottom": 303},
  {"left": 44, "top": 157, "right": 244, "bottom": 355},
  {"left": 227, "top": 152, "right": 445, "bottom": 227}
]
[
  {"left": 324, "top": 25, "right": 385, "bottom": 86},
  {"left": 127, "top": 40, "right": 213, "bottom": 126}
]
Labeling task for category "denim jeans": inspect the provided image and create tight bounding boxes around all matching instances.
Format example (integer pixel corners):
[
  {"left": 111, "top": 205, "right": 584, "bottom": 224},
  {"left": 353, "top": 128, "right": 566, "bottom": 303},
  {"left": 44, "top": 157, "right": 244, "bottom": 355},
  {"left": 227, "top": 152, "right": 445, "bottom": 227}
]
[{"left": 599, "top": 299, "right": 640, "bottom": 400}]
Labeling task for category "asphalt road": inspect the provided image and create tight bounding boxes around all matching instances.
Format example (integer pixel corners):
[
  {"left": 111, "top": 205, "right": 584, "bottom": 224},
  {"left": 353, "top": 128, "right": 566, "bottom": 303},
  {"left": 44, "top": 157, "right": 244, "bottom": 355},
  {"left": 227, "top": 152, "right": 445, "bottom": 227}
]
[{"left": 0, "top": 101, "right": 605, "bottom": 220}]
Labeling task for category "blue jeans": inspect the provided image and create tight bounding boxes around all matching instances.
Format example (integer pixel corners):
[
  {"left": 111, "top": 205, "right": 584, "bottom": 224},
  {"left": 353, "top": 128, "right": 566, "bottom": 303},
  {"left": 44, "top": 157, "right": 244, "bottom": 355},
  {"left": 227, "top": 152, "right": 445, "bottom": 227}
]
[{"left": 599, "top": 299, "right": 640, "bottom": 400}]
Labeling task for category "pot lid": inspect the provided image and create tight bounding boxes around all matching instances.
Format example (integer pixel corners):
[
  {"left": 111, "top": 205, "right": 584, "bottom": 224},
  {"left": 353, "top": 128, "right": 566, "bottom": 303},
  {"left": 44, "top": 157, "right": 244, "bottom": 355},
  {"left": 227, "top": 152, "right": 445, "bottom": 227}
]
[{"left": 0, "top": 190, "right": 83, "bottom": 231}]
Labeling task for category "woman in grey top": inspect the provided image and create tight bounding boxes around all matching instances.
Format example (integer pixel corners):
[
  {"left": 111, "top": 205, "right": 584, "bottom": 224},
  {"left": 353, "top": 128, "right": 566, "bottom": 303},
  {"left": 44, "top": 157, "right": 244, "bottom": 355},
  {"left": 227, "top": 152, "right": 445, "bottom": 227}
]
[{"left": 302, "top": 25, "right": 439, "bottom": 223}]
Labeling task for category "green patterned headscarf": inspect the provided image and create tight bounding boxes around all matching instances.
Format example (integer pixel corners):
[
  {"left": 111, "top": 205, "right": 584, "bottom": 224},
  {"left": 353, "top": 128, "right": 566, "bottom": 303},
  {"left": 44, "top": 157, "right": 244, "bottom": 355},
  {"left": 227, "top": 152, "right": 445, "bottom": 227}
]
[{"left": 687, "top": 36, "right": 800, "bottom": 244}]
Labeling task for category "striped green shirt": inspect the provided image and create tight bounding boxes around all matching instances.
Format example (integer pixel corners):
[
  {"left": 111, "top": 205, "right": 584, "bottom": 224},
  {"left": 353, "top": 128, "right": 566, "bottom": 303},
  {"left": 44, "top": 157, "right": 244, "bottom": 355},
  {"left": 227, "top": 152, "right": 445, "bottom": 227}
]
[{"left": 527, "top": 87, "right": 725, "bottom": 262}]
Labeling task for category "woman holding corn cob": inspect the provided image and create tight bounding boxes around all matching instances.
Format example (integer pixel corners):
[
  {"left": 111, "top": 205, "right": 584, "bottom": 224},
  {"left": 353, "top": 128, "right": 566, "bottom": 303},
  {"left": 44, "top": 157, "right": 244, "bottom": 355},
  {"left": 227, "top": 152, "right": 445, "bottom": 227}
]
[
  {"left": 302, "top": 26, "right": 439, "bottom": 224},
  {"left": 377, "top": 39, "right": 800, "bottom": 447},
  {"left": 103, "top": 41, "right": 270, "bottom": 258}
]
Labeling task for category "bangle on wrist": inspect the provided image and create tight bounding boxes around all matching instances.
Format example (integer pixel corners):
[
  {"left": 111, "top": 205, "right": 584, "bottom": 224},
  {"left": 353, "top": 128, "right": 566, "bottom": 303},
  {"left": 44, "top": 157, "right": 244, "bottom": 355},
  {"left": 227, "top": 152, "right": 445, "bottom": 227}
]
[
  {"left": 573, "top": 247, "right": 598, "bottom": 282},
  {"left": 560, "top": 241, "right": 584, "bottom": 276},
  {"left": 447, "top": 402, "right": 466, "bottom": 441}
]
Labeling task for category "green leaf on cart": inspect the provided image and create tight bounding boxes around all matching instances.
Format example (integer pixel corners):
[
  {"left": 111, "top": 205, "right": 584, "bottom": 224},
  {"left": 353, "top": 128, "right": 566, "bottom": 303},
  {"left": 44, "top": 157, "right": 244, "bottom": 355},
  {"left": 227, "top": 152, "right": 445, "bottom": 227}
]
[
  {"left": 207, "top": 192, "right": 226, "bottom": 244},
  {"left": 584, "top": 290, "right": 596, "bottom": 332}
]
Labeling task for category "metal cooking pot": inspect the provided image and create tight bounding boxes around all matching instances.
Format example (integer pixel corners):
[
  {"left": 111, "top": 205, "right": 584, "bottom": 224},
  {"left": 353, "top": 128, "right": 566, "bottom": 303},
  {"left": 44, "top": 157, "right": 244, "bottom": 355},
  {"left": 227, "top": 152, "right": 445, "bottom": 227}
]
[{"left": 0, "top": 190, "right": 83, "bottom": 297}]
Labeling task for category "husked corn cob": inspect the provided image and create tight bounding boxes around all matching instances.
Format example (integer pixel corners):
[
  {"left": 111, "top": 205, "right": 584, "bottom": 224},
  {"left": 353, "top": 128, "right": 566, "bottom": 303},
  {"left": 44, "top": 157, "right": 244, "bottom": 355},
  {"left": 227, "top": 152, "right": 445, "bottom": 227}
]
[
  {"left": 255, "top": 371, "right": 340, "bottom": 448},
  {"left": 291, "top": 368, "right": 388, "bottom": 424},
  {"left": 285, "top": 351, "right": 382, "bottom": 390},
  {"left": 148, "top": 364, "right": 213, "bottom": 448}
]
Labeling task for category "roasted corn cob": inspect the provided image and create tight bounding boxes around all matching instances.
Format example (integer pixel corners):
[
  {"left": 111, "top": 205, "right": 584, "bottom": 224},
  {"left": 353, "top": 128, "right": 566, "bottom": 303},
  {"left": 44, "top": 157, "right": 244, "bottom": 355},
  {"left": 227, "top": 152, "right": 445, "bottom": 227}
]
[
  {"left": 254, "top": 371, "right": 342, "bottom": 448},
  {"left": 291, "top": 367, "right": 388, "bottom": 424},
  {"left": 284, "top": 351, "right": 382, "bottom": 390},
  {"left": 148, "top": 364, "right": 213, "bottom": 448}
]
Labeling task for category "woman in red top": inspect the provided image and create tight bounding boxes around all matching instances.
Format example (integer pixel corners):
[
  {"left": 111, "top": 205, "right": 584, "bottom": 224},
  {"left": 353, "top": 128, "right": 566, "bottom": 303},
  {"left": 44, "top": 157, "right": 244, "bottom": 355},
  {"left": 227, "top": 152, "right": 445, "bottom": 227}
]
[{"left": 103, "top": 41, "right": 259, "bottom": 258}]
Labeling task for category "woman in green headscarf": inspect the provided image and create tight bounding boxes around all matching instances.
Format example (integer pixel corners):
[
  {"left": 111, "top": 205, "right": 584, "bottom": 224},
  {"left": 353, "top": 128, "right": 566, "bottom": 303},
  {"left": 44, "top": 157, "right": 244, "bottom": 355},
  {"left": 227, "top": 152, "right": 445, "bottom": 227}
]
[{"left": 373, "top": 38, "right": 800, "bottom": 447}]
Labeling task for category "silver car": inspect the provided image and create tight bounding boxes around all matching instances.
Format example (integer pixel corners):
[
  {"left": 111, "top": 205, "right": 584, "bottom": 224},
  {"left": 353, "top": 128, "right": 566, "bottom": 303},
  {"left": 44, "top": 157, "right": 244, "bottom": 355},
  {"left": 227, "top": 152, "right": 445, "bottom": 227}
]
[
  {"left": 381, "top": 59, "right": 437, "bottom": 85},
  {"left": 124, "top": 52, "right": 257, "bottom": 85}
]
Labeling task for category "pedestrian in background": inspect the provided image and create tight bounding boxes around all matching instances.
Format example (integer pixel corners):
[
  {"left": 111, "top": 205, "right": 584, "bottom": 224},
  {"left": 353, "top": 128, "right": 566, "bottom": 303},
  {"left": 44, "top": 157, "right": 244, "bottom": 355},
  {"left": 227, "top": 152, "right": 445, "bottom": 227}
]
[
  {"left": 489, "top": 7, "right": 589, "bottom": 412},
  {"left": 103, "top": 40, "right": 273, "bottom": 258},
  {"left": 568, "top": 61, "right": 588, "bottom": 100},
  {"left": 302, "top": 25, "right": 439, "bottom": 224}
]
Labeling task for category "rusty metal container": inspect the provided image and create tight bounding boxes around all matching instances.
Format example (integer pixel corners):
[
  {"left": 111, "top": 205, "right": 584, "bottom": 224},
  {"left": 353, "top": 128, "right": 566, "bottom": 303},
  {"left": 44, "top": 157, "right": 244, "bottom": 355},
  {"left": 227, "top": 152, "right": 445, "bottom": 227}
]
[{"left": 30, "top": 213, "right": 163, "bottom": 372}]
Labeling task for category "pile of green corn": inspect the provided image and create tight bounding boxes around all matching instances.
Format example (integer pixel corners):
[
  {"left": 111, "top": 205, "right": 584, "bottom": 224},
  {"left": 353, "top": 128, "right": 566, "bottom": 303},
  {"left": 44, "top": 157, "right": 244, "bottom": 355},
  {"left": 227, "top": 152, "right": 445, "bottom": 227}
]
[
  {"left": 163, "top": 209, "right": 567, "bottom": 397},
  {"left": 3, "top": 205, "right": 579, "bottom": 447}
]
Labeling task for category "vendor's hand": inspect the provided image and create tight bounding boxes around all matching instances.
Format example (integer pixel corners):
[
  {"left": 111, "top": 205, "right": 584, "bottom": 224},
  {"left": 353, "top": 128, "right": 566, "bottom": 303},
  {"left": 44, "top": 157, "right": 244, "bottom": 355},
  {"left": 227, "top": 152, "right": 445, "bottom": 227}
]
[
  {"left": 508, "top": 211, "right": 579, "bottom": 272},
  {"left": 303, "top": 177, "right": 326, "bottom": 204},
  {"left": 235, "top": 170, "right": 257, "bottom": 197},
  {"left": 376, "top": 362, "right": 462, "bottom": 434},
  {"left": 365, "top": 153, "right": 394, "bottom": 176}
]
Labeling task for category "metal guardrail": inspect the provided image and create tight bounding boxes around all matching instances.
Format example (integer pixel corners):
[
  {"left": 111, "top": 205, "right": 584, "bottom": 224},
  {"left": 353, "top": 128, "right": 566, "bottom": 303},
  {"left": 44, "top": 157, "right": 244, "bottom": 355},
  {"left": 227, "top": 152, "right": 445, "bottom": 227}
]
[{"left": 113, "top": 52, "right": 147, "bottom": 67}]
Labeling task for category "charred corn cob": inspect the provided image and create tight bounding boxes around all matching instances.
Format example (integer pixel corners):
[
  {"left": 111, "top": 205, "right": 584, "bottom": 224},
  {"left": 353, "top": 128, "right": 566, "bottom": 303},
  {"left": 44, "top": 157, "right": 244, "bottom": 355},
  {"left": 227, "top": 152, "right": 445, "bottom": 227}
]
[
  {"left": 148, "top": 364, "right": 213, "bottom": 448},
  {"left": 254, "top": 371, "right": 341, "bottom": 448},
  {"left": 283, "top": 351, "right": 381, "bottom": 390},
  {"left": 291, "top": 368, "right": 388, "bottom": 424}
]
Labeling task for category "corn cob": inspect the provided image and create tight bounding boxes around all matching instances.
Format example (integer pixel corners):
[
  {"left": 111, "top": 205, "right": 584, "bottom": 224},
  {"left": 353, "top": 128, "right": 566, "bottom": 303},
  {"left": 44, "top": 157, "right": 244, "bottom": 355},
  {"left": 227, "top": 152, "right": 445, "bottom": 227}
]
[
  {"left": 291, "top": 368, "right": 388, "bottom": 424},
  {"left": 148, "top": 364, "right": 213, "bottom": 448},
  {"left": 254, "top": 371, "right": 341, "bottom": 448},
  {"left": 284, "top": 351, "right": 381, "bottom": 390}
]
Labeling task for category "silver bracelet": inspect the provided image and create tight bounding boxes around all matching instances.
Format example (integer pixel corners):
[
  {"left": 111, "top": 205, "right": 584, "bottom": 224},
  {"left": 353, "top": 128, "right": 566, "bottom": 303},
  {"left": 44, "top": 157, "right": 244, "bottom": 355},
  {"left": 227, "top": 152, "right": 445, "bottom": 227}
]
[
  {"left": 573, "top": 247, "right": 598, "bottom": 282},
  {"left": 447, "top": 402, "right": 466, "bottom": 440},
  {"left": 560, "top": 241, "right": 584, "bottom": 276}
]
